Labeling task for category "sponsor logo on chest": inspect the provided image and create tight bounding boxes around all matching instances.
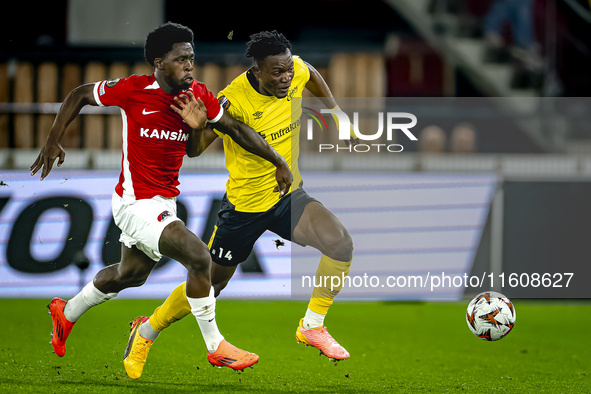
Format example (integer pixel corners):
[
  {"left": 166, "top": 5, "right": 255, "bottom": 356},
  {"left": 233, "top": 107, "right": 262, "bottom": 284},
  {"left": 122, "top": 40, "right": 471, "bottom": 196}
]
[
  {"left": 140, "top": 128, "right": 189, "bottom": 142},
  {"left": 269, "top": 118, "right": 300, "bottom": 141}
]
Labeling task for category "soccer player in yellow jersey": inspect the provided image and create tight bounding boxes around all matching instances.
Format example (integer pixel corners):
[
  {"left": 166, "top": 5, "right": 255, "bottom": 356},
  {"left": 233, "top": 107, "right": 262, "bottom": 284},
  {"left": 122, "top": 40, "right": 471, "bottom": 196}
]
[{"left": 123, "top": 31, "right": 355, "bottom": 378}]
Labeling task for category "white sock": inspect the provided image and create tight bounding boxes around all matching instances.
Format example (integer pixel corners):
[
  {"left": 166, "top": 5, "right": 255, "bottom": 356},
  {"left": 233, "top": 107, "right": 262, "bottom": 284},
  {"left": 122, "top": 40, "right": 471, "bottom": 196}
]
[
  {"left": 303, "top": 308, "right": 326, "bottom": 330},
  {"left": 63, "top": 281, "right": 118, "bottom": 322},
  {"left": 187, "top": 286, "right": 224, "bottom": 353},
  {"left": 138, "top": 319, "right": 160, "bottom": 342}
]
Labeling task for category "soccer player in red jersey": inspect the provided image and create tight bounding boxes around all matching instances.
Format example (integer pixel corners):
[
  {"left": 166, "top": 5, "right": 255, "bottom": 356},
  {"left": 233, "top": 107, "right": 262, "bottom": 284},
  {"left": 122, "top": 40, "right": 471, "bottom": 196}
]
[{"left": 30, "top": 22, "right": 291, "bottom": 374}]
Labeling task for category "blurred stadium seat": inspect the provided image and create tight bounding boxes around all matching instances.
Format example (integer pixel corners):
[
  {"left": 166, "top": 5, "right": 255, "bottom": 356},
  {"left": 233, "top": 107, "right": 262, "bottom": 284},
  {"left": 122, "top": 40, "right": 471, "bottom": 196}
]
[{"left": 0, "top": 0, "right": 590, "bottom": 160}]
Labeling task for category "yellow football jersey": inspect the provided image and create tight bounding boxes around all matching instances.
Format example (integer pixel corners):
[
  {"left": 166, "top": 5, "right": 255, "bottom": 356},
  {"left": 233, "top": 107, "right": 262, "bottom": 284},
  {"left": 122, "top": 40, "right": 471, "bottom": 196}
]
[{"left": 213, "top": 55, "right": 309, "bottom": 212}]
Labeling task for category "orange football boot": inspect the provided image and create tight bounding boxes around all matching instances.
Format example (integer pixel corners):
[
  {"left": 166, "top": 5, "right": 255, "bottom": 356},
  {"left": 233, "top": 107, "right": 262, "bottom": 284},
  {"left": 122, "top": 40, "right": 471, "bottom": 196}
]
[
  {"left": 47, "top": 298, "right": 76, "bottom": 357},
  {"left": 296, "top": 318, "right": 350, "bottom": 360},
  {"left": 207, "top": 340, "right": 259, "bottom": 371}
]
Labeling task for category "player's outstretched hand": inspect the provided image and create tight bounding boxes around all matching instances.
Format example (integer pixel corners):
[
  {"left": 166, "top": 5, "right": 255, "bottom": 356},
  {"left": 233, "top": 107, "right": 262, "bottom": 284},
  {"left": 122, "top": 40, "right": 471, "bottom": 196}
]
[
  {"left": 30, "top": 140, "right": 66, "bottom": 181},
  {"left": 273, "top": 159, "right": 293, "bottom": 198},
  {"left": 171, "top": 91, "right": 208, "bottom": 130}
]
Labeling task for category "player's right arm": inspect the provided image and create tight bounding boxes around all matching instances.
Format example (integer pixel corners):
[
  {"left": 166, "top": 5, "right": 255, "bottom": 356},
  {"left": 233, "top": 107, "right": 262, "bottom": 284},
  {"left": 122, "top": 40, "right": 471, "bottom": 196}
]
[
  {"left": 174, "top": 89, "right": 293, "bottom": 196},
  {"left": 214, "top": 112, "right": 293, "bottom": 196},
  {"left": 185, "top": 127, "right": 219, "bottom": 158},
  {"left": 30, "top": 83, "right": 98, "bottom": 180}
]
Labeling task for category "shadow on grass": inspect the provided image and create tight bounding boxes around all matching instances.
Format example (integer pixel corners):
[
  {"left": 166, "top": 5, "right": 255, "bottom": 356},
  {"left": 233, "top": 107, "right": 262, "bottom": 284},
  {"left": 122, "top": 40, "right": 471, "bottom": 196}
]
[{"left": 1, "top": 376, "right": 384, "bottom": 393}]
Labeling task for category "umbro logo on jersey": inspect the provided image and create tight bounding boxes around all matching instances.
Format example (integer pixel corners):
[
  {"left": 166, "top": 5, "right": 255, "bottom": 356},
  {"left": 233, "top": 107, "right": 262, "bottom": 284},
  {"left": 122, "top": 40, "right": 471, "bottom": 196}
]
[
  {"left": 142, "top": 109, "right": 160, "bottom": 115},
  {"left": 253, "top": 111, "right": 263, "bottom": 120}
]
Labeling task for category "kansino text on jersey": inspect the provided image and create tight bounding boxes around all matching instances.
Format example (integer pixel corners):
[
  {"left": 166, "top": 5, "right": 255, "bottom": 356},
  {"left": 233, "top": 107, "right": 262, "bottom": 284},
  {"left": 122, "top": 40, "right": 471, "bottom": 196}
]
[
  {"left": 318, "top": 143, "right": 404, "bottom": 153},
  {"left": 140, "top": 128, "right": 188, "bottom": 141}
]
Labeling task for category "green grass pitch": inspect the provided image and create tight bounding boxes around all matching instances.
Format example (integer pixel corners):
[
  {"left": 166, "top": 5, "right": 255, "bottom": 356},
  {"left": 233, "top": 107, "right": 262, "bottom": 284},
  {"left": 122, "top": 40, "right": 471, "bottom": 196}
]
[{"left": 1, "top": 298, "right": 590, "bottom": 393}]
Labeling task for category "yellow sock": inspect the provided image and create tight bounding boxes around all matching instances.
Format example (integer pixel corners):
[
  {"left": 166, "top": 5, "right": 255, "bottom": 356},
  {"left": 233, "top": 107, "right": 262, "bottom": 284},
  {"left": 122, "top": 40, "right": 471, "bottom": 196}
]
[
  {"left": 307, "top": 255, "right": 352, "bottom": 315},
  {"left": 149, "top": 282, "right": 192, "bottom": 332}
]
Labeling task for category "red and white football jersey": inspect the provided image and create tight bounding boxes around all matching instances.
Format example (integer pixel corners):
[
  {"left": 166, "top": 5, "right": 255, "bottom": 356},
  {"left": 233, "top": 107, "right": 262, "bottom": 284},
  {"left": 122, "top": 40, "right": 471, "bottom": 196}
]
[{"left": 93, "top": 74, "right": 223, "bottom": 202}]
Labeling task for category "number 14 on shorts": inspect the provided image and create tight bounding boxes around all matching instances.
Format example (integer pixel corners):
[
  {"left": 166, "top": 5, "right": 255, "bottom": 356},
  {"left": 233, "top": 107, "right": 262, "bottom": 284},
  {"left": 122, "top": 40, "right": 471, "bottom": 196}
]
[{"left": 212, "top": 247, "right": 233, "bottom": 261}]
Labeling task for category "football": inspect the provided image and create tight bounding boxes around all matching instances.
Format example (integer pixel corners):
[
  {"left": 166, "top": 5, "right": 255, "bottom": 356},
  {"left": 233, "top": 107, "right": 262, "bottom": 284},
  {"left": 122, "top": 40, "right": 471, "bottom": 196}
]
[{"left": 466, "top": 291, "right": 516, "bottom": 341}]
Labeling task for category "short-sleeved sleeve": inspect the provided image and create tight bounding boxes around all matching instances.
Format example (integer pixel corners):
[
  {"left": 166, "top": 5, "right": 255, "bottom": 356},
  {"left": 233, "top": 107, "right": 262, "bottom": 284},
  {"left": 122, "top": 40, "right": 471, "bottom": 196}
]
[
  {"left": 212, "top": 92, "right": 247, "bottom": 138},
  {"left": 198, "top": 86, "right": 223, "bottom": 123},
  {"left": 93, "top": 77, "right": 135, "bottom": 108},
  {"left": 294, "top": 56, "right": 311, "bottom": 84}
]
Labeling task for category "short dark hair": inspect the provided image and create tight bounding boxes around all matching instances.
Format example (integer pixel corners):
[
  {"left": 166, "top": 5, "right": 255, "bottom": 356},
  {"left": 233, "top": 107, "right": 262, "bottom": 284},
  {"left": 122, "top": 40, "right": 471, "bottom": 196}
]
[
  {"left": 144, "top": 22, "right": 194, "bottom": 66},
  {"left": 245, "top": 31, "right": 291, "bottom": 61}
]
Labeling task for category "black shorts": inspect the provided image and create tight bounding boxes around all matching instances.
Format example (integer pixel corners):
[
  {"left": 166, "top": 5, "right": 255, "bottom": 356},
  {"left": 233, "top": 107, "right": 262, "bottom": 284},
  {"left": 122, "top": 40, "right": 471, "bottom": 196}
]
[{"left": 208, "top": 187, "right": 319, "bottom": 267}]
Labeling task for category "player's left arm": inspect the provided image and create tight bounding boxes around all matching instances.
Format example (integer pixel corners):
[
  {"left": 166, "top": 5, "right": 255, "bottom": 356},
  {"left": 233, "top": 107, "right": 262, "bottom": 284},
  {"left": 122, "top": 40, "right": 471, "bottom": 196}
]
[
  {"left": 214, "top": 111, "right": 293, "bottom": 196},
  {"left": 304, "top": 61, "right": 359, "bottom": 147},
  {"left": 304, "top": 61, "right": 338, "bottom": 109}
]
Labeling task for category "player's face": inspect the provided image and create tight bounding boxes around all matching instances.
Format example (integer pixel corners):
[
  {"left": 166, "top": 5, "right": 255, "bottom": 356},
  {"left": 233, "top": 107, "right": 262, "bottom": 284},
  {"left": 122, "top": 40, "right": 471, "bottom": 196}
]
[
  {"left": 158, "top": 42, "right": 195, "bottom": 91},
  {"left": 255, "top": 50, "right": 295, "bottom": 98}
]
